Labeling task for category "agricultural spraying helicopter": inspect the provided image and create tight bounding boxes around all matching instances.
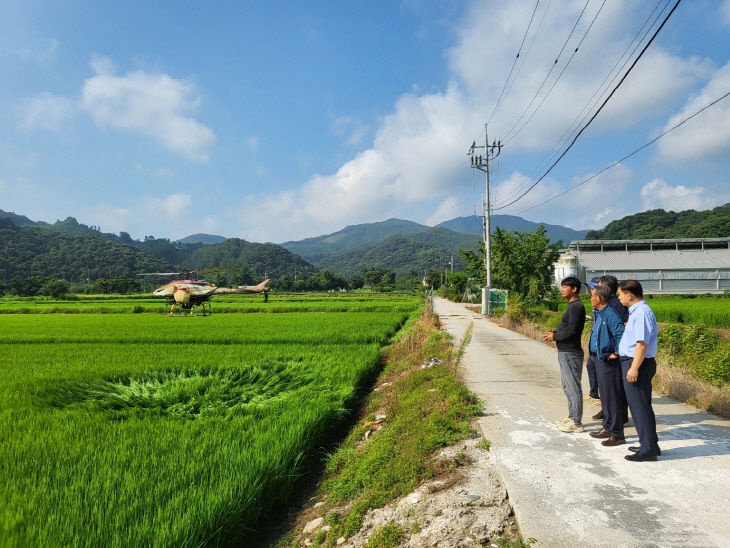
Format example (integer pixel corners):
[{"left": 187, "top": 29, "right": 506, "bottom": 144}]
[{"left": 138, "top": 266, "right": 270, "bottom": 316}]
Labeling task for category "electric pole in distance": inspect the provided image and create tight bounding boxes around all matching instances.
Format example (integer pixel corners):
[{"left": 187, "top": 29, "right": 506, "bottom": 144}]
[{"left": 468, "top": 123, "right": 502, "bottom": 315}]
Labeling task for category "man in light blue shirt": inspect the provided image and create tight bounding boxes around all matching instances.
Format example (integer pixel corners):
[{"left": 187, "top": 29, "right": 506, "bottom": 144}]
[{"left": 618, "top": 280, "right": 660, "bottom": 461}]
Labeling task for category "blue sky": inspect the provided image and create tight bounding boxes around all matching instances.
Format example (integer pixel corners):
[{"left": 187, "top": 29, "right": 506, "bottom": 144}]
[{"left": 2, "top": 0, "right": 730, "bottom": 242}]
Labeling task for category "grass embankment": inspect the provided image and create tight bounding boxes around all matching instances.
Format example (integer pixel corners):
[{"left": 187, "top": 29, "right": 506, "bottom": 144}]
[
  {"left": 280, "top": 314, "right": 529, "bottom": 548},
  {"left": 498, "top": 299, "right": 730, "bottom": 418}
]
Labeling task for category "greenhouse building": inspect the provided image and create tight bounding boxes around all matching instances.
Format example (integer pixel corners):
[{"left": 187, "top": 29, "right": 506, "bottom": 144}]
[{"left": 553, "top": 237, "right": 730, "bottom": 294}]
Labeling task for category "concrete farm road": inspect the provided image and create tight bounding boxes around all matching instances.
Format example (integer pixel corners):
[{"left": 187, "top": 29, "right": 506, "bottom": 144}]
[{"left": 435, "top": 297, "right": 730, "bottom": 548}]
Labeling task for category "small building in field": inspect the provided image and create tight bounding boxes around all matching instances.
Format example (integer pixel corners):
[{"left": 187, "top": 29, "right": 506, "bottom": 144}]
[{"left": 554, "top": 238, "right": 730, "bottom": 294}]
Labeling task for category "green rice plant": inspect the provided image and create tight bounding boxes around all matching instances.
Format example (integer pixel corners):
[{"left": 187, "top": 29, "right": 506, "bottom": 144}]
[
  {"left": 0, "top": 297, "right": 420, "bottom": 546},
  {"left": 0, "top": 312, "right": 409, "bottom": 345}
]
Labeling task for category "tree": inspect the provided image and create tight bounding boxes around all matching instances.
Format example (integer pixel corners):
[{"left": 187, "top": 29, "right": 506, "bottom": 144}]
[
  {"left": 39, "top": 279, "right": 69, "bottom": 298},
  {"left": 459, "top": 225, "right": 559, "bottom": 302}
]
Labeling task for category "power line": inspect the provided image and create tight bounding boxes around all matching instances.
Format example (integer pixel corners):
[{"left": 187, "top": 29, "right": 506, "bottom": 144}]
[
  {"left": 514, "top": 0, "right": 669, "bottom": 191},
  {"left": 488, "top": 0, "right": 541, "bottom": 124},
  {"left": 493, "top": 0, "right": 682, "bottom": 211},
  {"left": 503, "top": 0, "right": 607, "bottom": 145},
  {"left": 501, "top": 0, "right": 591, "bottom": 143},
  {"left": 495, "top": 0, "right": 668, "bottom": 208},
  {"left": 513, "top": 88, "right": 730, "bottom": 215}
]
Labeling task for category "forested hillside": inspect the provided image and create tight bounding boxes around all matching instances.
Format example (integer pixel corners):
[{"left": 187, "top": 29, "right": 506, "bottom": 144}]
[
  {"left": 0, "top": 220, "right": 315, "bottom": 284},
  {"left": 281, "top": 218, "right": 428, "bottom": 262},
  {"left": 0, "top": 224, "right": 170, "bottom": 281},
  {"left": 188, "top": 238, "right": 315, "bottom": 279},
  {"left": 586, "top": 203, "right": 730, "bottom": 239},
  {"left": 315, "top": 227, "right": 480, "bottom": 277}
]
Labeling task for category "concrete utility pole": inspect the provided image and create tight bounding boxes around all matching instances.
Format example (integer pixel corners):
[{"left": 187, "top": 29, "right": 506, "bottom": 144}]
[{"left": 468, "top": 123, "right": 502, "bottom": 315}]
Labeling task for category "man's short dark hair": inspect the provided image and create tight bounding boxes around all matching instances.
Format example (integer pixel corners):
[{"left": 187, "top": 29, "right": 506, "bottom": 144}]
[
  {"left": 619, "top": 279, "right": 643, "bottom": 298},
  {"left": 594, "top": 285, "right": 612, "bottom": 303},
  {"left": 561, "top": 276, "right": 582, "bottom": 291},
  {"left": 598, "top": 275, "right": 618, "bottom": 295}
]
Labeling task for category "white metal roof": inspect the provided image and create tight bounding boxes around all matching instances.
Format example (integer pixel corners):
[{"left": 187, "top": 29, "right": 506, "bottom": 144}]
[{"left": 576, "top": 249, "right": 730, "bottom": 271}]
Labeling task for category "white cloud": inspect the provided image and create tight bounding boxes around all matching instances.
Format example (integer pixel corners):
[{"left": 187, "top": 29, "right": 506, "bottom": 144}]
[
  {"left": 330, "top": 115, "right": 369, "bottom": 145},
  {"left": 447, "top": 0, "right": 710, "bottom": 150},
  {"left": 16, "top": 92, "right": 75, "bottom": 132},
  {"left": 141, "top": 193, "right": 192, "bottom": 220},
  {"left": 246, "top": 136, "right": 259, "bottom": 151},
  {"left": 493, "top": 164, "right": 634, "bottom": 230},
  {"left": 237, "top": 84, "right": 474, "bottom": 242},
  {"left": 84, "top": 205, "right": 132, "bottom": 234},
  {"left": 81, "top": 56, "right": 216, "bottom": 162},
  {"left": 425, "top": 196, "right": 461, "bottom": 226},
  {"left": 640, "top": 179, "right": 715, "bottom": 212},
  {"left": 234, "top": 0, "right": 717, "bottom": 241},
  {"left": 656, "top": 61, "right": 730, "bottom": 163}
]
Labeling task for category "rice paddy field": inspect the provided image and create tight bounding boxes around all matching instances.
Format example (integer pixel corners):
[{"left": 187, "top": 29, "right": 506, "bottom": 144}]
[
  {"left": 0, "top": 293, "right": 421, "bottom": 547},
  {"left": 558, "top": 295, "right": 730, "bottom": 328}
]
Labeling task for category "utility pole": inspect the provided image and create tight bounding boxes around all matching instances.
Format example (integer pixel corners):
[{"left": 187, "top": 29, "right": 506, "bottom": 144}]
[{"left": 468, "top": 123, "right": 502, "bottom": 315}]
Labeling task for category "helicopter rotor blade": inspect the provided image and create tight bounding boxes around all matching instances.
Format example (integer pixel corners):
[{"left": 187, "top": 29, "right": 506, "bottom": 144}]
[
  {"left": 137, "top": 272, "right": 183, "bottom": 276},
  {"left": 189, "top": 265, "right": 246, "bottom": 275}
]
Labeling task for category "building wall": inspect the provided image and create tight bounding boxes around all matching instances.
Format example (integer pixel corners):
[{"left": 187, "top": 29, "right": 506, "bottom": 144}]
[{"left": 583, "top": 269, "right": 730, "bottom": 294}]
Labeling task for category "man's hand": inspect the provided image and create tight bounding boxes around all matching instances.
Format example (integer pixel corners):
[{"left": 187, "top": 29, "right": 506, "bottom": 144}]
[
  {"left": 626, "top": 366, "right": 639, "bottom": 382},
  {"left": 543, "top": 331, "right": 555, "bottom": 342},
  {"left": 626, "top": 342, "right": 647, "bottom": 383},
  {"left": 608, "top": 352, "right": 618, "bottom": 359}
]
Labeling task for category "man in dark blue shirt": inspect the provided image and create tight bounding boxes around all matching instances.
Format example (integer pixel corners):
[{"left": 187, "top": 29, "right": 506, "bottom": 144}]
[
  {"left": 587, "top": 275, "right": 628, "bottom": 421},
  {"left": 587, "top": 285, "right": 626, "bottom": 446}
]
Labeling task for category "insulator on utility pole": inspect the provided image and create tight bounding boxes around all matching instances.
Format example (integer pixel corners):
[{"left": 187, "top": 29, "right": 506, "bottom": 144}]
[{"left": 466, "top": 122, "right": 503, "bottom": 316}]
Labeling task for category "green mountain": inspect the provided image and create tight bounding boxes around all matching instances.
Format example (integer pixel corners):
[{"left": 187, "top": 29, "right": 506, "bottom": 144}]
[
  {"left": 0, "top": 215, "right": 314, "bottom": 284},
  {"left": 585, "top": 203, "right": 730, "bottom": 239},
  {"left": 187, "top": 238, "right": 315, "bottom": 279},
  {"left": 0, "top": 209, "right": 39, "bottom": 227},
  {"left": 0, "top": 224, "right": 171, "bottom": 282},
  {"left": 175, "top": 233, "right": 227, "bottom": 245},
  {"left": 281, "top": 218, "right": 428, "bottom": 263},
  {"left": 314, "top": 227, "right": 480, "bottom": 277},
  {"left": 437, "top": 215, "right": 587, "bottom": 244}
]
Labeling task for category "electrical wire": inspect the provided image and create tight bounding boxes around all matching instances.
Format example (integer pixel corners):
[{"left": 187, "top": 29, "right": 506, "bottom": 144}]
[
  {"left": 504, "top": 0, "right": 607, "bottom": 145},
  {"left": 493, "top": 0, "right": 682, "bottom": 211},
  {"left": 494, "top": 0, "right": 668, "bottom": 208},
  {"left": 488, "top": 0, "right": 541, "bottom": 124},
  {"left": 512, "top": 88, "right": 730, "bottom": 215},
  {"left": 517, "top": 0, "right": 669, "bottom": 189},
  {"left": 502, "top": 0, "right": 591, "bottom": 143}
]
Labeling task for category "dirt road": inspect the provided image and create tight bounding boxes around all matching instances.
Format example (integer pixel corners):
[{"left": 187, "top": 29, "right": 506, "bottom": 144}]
[{"left": 435, "top": 297, "right": 730, "bottom": 548}]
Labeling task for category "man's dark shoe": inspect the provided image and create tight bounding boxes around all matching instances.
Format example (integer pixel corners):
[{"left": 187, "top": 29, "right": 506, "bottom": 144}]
[
  {"left": 625, "top": 452, "right": 657, "bottom": 462},
  {"left": 629, "top": 445, "right": 661, "bottom": 456},
  {"left": 589, "top": 429, "right": 611, "bottom": 439},
  {"left": 601, "top": 436, "right": 625, "bottom": 446},
  {"left": 592, "top": 410, "right": 604, "bottom": 420}
]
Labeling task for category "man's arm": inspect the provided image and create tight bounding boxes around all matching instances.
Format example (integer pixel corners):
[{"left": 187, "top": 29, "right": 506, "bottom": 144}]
[{"left": 626, "top": 341, "right": 647, "bottom": 382}]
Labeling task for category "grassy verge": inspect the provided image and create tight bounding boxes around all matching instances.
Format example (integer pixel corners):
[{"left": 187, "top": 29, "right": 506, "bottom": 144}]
[
  {"left": 279, "top": 313, "right": 533, "bottom": 547},
  {"left": 495, "top": 304, "right": 730, "bottom": 419},
  {"left": 278, "top": 313, "right": 489, "bottom": 547}
]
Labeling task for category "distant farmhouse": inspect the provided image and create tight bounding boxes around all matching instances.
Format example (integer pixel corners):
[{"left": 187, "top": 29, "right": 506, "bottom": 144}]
[{"left": 554, "top": 238, "right": 730, "bottom": 294}]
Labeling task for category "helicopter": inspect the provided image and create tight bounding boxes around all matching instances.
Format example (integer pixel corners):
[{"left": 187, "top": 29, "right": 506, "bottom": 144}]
[{"left": 138, "top": 266, "right": 270, "bottom": 316}]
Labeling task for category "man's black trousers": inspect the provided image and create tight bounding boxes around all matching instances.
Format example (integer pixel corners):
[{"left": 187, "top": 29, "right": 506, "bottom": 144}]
[
  {"left": 621, "top": 357, "right": 659, "bottom": 455},
  {"left": 594, "top": 355, "right": 627, "bottom": 437},
  {"left": 586, "top": 354, "right": 599, "bottom": 399}
]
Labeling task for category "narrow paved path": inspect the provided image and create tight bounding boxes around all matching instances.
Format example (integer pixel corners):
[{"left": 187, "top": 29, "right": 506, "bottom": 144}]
[{"left": 435, "top": 297, "right": 730, "bottom": 548}]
